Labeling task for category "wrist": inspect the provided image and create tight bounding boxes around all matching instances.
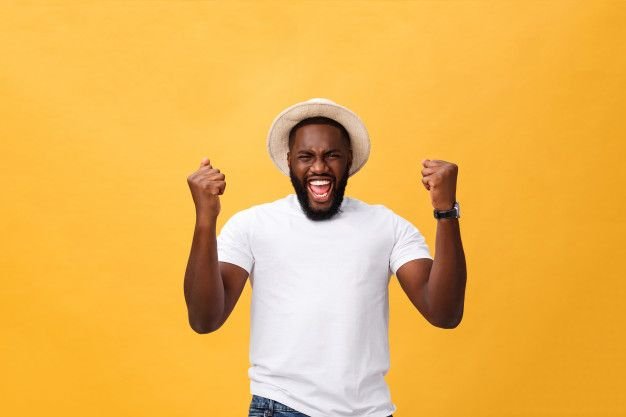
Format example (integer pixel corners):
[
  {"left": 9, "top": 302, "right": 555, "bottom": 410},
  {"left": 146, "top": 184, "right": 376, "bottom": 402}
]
[
  {"left": 433, "top": 202, "right": 455, "bottom": 211},
  {"left": 433, "top": 201, "right": 460, "bottom": 220}
]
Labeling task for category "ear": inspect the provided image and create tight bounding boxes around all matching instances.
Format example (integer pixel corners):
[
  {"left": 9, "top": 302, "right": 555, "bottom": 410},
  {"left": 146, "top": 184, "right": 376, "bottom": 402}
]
[{"left": 287, "top": 151, "right": 291, "bottom": 169}]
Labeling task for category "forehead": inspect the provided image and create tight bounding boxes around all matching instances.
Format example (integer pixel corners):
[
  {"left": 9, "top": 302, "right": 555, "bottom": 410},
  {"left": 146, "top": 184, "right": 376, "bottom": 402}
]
[{"left": 290, "top": 124, "right": 349, "bottom": 151}]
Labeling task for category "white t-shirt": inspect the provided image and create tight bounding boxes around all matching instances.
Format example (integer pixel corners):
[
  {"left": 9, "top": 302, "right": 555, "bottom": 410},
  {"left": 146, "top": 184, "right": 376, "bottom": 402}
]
[{"left": 217, "top": 194, "right": 432, "bottom": 417}]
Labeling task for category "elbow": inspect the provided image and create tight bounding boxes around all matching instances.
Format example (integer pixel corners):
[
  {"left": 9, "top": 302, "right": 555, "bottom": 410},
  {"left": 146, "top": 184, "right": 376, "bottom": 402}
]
[
  {"left": 429, "top": 309, "right": 463, "bottom": 329},
  {"left": 185, "top": 299, "right": 225, "bottom": 334},
  {"left": 188, "top": 316, "right": 222, "bottom": 334},
  {"left": 190, "top": 324, "right": 216, "bottom": 334},
  {"left": 435, "top": 317, "right": 461, "bottom": 329}
]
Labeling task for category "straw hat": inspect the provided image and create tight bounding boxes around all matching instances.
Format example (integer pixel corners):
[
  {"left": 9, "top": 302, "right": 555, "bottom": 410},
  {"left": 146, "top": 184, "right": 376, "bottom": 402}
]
[{"left": 266, "top": 98, "right": 370, "bottom": 177}]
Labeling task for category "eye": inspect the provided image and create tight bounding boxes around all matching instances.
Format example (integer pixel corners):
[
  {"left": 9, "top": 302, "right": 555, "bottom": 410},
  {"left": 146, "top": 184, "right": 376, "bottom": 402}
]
[{"left": 298, "top": 155, "right": 312, "bottom": 161}]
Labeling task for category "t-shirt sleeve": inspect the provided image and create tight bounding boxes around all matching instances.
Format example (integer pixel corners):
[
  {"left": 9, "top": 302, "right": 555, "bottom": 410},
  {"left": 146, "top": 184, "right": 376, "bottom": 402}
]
[
  {"left": 389, "top": 212, "right": 433, "bottom": 275},
  {"left": 216, "top": 210, "right": 254, "bottom": 274}
]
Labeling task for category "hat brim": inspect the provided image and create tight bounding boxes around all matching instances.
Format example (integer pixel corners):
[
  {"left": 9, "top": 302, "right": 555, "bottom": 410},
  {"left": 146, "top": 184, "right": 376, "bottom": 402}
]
[{"left": 267, "top": 100, "right": 370, "bottom": 177}]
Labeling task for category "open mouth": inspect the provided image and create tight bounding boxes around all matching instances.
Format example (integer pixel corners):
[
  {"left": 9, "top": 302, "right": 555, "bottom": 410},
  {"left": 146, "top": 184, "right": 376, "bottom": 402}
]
[{"left": 307, "top": 178, "right": 334, "bottom": 204}]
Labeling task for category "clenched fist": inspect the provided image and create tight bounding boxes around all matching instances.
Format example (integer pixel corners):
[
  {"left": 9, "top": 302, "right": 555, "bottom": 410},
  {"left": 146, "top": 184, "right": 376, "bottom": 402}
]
[
  {"left": 187, "top": 157, "right": 226, "bottom": 221},
  {"left": 421, "top": 159, "right": 458, "bottom": 211}
]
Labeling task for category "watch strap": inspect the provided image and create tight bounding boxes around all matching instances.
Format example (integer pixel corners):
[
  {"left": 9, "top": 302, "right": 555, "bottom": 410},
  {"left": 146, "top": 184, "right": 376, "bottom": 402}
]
[{"left": 433, "top": 202, "right": 460, "bottom": 219}]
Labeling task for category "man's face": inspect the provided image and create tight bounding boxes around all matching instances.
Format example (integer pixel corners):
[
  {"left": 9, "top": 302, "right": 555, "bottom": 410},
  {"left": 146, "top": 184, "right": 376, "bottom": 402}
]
[{"left": 288, "top": 123, "right": 353, "bottom": 221}]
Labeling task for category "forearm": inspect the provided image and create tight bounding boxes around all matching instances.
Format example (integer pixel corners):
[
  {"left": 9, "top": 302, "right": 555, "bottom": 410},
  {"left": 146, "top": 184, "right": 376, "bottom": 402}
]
[
  {"left": 183, "top": 217, "right": 225, "bottom": 333},
  {"left": 427, "top": 217, "right": 467, "bottom": 328}
]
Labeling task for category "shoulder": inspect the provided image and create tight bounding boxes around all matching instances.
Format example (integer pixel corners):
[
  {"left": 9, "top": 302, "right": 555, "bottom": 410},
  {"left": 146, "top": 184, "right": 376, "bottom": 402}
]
[
  {"left": 344, "top": 196, "right": 423, "bottom": 233},
  {"left": 222, "top": 195, "right": 293, "bottom": 224},
  {"left": 342, "top": 196, "right": 398, "bottom": 219}
]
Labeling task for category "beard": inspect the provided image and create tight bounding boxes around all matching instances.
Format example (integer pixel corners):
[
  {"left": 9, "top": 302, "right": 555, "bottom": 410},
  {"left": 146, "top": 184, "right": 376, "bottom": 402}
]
[{"left": 289, "top": 165, "right": 350, "bottom": 221}]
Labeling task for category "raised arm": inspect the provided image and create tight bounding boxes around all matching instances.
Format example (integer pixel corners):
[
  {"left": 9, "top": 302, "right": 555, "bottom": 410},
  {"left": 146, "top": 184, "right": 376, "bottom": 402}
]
[
  {"left": 396, "top": 159, "right": 467, "bottom": 329},
  {"left": 184, "top": 157, "right": 248, "bottom": 334}
]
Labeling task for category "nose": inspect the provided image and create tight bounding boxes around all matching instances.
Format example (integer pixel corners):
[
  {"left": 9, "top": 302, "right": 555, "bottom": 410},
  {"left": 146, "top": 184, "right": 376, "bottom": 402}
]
[{"left": 310, "top": 156, "right": 330, "bottom": 174}]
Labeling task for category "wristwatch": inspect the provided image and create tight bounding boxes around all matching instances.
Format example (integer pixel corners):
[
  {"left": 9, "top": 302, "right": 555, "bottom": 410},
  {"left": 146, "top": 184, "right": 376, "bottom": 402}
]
[{"left": 433, "top": 201, "right": 460, "bottom": 219}]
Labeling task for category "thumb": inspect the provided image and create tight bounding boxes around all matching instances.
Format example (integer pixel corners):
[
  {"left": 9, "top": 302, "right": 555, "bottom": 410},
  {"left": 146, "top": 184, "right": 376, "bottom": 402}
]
[{"left": 199, "top": 157, "right": 211, "bottom": 168}]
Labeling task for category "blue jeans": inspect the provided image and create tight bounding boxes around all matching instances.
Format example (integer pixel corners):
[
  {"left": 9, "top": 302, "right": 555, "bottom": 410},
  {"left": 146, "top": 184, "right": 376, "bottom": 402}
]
[{"left": 248, "top": 395, "right": 393, "bottom": 417}]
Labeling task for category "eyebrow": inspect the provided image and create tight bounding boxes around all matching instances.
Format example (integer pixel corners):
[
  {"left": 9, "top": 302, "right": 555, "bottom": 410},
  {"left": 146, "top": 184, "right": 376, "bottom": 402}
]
[{"left": 296, "top": 149, "right": 344, "bottom": 155}]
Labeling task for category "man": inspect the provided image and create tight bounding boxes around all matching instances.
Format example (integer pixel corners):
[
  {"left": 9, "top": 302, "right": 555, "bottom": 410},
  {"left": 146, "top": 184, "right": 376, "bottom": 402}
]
[{"left": 184, "top": 98, "right": 467, "bottom": 417}]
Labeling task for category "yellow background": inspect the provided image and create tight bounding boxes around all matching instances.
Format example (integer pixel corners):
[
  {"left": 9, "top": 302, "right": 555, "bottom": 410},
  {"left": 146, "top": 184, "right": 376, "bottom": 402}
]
[{"left": 2, "top": 1, "right": 625, "bottom": 416}]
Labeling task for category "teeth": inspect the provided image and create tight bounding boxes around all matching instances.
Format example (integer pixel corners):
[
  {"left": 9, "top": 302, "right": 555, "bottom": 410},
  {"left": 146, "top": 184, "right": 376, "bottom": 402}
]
[
  {"left": 313, "top": 192, "right": 328, "bottom": 198},
  {"left": 310, "top": 180, "right": 331, "bottom": 185}
]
